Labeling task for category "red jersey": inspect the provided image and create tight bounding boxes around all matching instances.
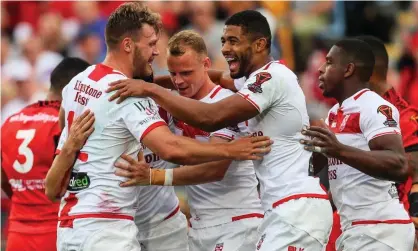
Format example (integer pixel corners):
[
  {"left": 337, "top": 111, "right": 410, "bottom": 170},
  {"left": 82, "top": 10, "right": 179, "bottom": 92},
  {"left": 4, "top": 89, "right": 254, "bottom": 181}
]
[
  {"left": 1, "top": 101, "right": 62, "bottom": 234},
  {"left": 383, "top": 88, "right": 418, "bottom": 211}
]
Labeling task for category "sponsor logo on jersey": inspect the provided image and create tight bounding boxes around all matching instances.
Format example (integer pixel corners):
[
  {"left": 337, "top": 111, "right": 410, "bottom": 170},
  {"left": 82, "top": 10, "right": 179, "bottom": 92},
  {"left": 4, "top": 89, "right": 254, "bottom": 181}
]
[
  {"left": 248, "top": 72, "right": 272, "bottom": 93},
  {"left": 377, "top": 105, "right": 397, "bottom": 127},
  {"left": 68, "top": 172, "right": 90, "bottom": 191},
  {"left": 388, "top": 183, "right": 399, "bottom": 199}
]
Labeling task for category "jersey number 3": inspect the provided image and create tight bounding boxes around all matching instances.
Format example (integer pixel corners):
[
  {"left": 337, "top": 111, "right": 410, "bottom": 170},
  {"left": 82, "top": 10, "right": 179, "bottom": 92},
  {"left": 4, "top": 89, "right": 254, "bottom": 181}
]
[{"left": 13, "top": 129, "right": 36, "bottom": 173}]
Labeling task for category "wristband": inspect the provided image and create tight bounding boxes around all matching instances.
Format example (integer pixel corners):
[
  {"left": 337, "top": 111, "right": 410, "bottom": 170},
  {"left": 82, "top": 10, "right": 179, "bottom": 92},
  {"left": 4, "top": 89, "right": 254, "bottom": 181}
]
[
  {"left": 409, "top": 192, "right": 418, "bottom": 217},
  {"left": 150, "top": 169, "right": 166, "bottom": 185},
  {"left": 164, "top": 169, "right": 173, "bottom": 186}
]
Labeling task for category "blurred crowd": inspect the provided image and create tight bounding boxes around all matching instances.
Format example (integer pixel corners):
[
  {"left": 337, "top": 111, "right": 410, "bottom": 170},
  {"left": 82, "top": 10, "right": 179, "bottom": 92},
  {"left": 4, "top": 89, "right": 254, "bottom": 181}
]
[
  {"left": 2, "top": 1, "right": 418, "bottom": 123},
  {"left": 1, "top": 1, "right": 418, "bottom": 247}
]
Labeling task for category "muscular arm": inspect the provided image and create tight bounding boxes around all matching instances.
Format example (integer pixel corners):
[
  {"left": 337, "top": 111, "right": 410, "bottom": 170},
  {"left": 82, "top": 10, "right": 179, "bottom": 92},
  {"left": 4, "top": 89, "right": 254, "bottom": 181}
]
[
  {"left": 169, "top": 136, "right": 232, "bottom": 185},
  {"left": 146, "top": 84, "right": 258, "bottom": 132},
  {"left": 142, "top": 126, "right": 268, "bottom": 165},
  {"left": 336, "top": 134, "right": 408, "bottom": 182}
]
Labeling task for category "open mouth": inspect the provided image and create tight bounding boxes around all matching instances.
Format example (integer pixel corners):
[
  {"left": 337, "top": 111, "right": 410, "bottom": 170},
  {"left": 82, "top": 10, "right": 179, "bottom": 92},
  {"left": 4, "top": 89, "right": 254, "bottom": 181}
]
[
  {"left": 318, "top": 77, "right": 325, "bottom": 90},
  {"left": 225, "top": 56, "right": 239, "bottom": 72}
]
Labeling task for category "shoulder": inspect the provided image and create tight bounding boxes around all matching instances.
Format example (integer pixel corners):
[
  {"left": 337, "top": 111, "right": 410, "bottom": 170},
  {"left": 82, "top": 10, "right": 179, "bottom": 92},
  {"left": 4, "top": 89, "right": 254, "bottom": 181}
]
[
  {"left": 211, "top": 86, "right": 234, "bottom": 100},
  {"left": 357, "top": 91, "right": 398, "bottom": 115},
  {"left": 246, "top": 62, "right": 298, "bottom": 89}
]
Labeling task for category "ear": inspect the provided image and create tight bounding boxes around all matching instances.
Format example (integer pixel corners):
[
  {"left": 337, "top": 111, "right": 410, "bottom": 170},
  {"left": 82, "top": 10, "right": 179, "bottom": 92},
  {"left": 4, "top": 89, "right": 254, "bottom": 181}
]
[
  {"left": 254, "top": 38, "right": 267, "bottom": 53},
  {"left": 122, "top": 37, "right": 133, "bottom": 53},
  {"left": 344, "top": 63, "right": 355, "bottom": 78},
  {"left": 203, "top": 56, "right": 211, "bottom": 70}
]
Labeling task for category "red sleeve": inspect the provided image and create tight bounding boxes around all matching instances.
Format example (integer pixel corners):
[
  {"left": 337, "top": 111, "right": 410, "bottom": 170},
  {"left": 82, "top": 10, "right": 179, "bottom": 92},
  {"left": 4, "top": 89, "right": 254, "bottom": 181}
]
[{"left": 399, "top": 107, "right": 418, "bottom": 150}]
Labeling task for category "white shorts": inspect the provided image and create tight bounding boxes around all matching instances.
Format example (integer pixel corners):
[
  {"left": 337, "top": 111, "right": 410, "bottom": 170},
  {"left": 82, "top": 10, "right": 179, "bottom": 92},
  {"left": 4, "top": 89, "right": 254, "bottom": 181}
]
[
  {"left": 256, "top": 197, "right": 333, "bottom": 251},
  {"left": 188, "top": 217, "right": 261, "bottom": 251},
  {"left": 136, "top": 211, "right": 189, "bottom": 251},
  {"left": 336, "top": 222, "right": 415, "bottom": 251},
  {"left": 57, "top": 218, "right": 141, "bottom": 251}
]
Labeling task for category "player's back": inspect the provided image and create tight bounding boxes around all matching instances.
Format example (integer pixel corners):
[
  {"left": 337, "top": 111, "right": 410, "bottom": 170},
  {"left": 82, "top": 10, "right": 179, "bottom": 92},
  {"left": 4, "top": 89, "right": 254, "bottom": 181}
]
[
  {"left": 326, "top": 89, "right": 410, "bottom": 230},
  {"left": 1, "top": 101, "right": 61, "bottom": 233},
  {"left": 58, "top": 64, "right": 164, "bottom": 221},
  {"left": 175, "top": 86, "right": 263, "bottom": 228},
  {"left": 236, "top": 61, "right": 327, "bottom": 211}
]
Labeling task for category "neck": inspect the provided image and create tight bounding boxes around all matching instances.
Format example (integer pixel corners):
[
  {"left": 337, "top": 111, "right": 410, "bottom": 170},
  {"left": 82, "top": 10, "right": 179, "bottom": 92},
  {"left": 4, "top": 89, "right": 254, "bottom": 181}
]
[
  {"left": 246, "top": 54, "right": 271, "bottom": 78},
  {"left": 102, "top": 51, "right": 133, "bottom": 78},
  {"left": 371, "top": 80, "right": 392, "bottom": 96},
  {"left": 46, "top": 91, "right": 62, "bottom": 101},
  {"left": 336, "top": 80, "right": 368, "bottom": 105},
  {"left": 191, "top": 74, "right": 217, "bottom": 100}
]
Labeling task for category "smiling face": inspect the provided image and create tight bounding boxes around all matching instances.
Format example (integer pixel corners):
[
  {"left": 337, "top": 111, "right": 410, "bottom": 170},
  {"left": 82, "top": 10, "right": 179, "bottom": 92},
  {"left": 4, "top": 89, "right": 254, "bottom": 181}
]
[
  {"left": 132, "top": 24, "right": 160, "bottom": 78},
  {"left": 221, "top": 25, "right": 254, "bottom": 79},
  {"left": 167, "top": 47, "right": 210, "bottom": 99},
  {"left": 318, "top": 46, "right": 348, "bottom": 98}
]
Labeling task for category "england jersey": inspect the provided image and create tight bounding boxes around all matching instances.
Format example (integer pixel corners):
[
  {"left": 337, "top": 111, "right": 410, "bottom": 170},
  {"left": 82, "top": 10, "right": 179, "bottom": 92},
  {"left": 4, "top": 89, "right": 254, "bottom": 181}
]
[
  {"left": 134, "top": 107, "right": 180, "bottom": 228},
  {"left": 57, "top": 64, "right": 166, "bottom": 222},
  {"left": 236, "top": 61, "right": 327, "bottom": 211},
  {"left": 174, "top": 86, "right": 263, "bottom": 228},
  {"left": 326, "top": 89, "right": 410, "bottom": 230}
]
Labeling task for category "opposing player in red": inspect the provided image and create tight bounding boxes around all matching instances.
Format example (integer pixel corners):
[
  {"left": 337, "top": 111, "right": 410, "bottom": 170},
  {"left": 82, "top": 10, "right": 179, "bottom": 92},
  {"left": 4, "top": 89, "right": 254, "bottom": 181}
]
[
  {"left": 302, "top": 38, "right": 414, "bottom": 250},
  {"left": 1, "top": 57, "right": 90, "bottom": 251}
]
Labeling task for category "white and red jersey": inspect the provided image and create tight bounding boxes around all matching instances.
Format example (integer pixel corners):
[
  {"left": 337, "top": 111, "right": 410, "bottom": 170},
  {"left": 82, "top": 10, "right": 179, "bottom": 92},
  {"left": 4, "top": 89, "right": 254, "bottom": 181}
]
[
  {"left": 326, "top": 89, "right": 410, "bottom": 230},
  {"left": 174, "top": 86, "right": 263, "bottom": 228},
  {"left": 236, "top": 61, "right": 327, "bottom": 211},
  {"left": 57, "top": 64, "right": 167, "bottom": 224},
  {"left": 134, "top": 107, "right": 180, "bottom": 227}
]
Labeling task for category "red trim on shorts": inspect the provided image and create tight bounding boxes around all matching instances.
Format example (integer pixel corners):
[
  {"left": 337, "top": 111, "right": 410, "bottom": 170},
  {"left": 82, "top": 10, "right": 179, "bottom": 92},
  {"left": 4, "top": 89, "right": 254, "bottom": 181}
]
[
  {"left": 212, "top": 133, "right": 234, "bottom": 140},
  {"left": 210, "top": 86, "right": 223, "bottom": 99},
  {"left": 272, "top": 193, "right": 329, "bottom": 208},
  {"left": 371, "top": 131, "right": 400, "bottom": 140},
  {"left": 140, "top": 121, "right": 167, "bottom": 141},
  {"left": 59, "top": 213, "right": 134, "bottom": 228},
  {"left": 237, "top": 92, "right": 261, "bottom": 111},
  {"left": 353, "top": 89, "right": 370, "bottom": 100},
  {"left": 164, "top": 205, "right": 180, "bottom": 221},
  {"left": 232, "top": 213, "right": 264, "bottom": 222},
  {"left": 352, "top": 219, "right": 412, "bottom": 226}
]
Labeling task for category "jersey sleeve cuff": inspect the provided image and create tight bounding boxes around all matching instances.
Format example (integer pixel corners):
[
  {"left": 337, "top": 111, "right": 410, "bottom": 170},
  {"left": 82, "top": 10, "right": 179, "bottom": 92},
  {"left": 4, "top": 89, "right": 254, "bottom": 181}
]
[
  {"left": 211, "top": 132, "right": 235, "bottom": 141},
  {"left": 367, "top": 129, "right": 401, "bottom": 142},
  {"left": 236, "top": 92, "right": 261, "bottom": 112},
  {"left": 140, "top": 121, "right": 167, "bottom": 141}
]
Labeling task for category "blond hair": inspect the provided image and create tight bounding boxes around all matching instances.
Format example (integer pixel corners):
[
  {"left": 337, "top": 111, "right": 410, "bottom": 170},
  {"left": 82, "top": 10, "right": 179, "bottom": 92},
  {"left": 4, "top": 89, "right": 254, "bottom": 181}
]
[{"left": 167, "top": 30, "right": 208, "bottom": 57}]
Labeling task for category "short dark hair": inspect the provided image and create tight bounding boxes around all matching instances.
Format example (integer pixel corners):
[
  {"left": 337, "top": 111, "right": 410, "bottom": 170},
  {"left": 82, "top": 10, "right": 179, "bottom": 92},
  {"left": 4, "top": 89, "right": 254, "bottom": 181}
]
[
  {"left": 334, "top": 38, "right": 375, "bottom": 82},
  {"left": 356, "top": 35, "right": 389, "bottom": 79},
  {"left": 50, "top": 57, "right": 90, "bottom": 94},
  {"left": 105, "top": 2, "right": 162, "bottom": 50},
  {"left": 225, "top": 10, "right": 271, "bottom": 52}
]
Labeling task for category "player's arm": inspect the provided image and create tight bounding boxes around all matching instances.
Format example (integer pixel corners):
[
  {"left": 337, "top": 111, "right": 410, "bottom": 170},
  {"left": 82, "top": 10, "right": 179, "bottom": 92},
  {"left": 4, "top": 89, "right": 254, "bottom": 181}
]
[
  {"left": 106, "top": 72, "right": 279, "bottom": 131},
  {"left": 301, "top": 120, "right": 408, "bottom": 182},
  {"left": 45, "top": 111, "right": 95, "bottom": 201},
  {"left": 115, "top": 136, "right": 234, "bottom": 186},
  {"left": 142, "top": 126, "right": 271, "bottom": 165},
  {"left": 59, "top": 107, "right": 65, "bottom": 130}
]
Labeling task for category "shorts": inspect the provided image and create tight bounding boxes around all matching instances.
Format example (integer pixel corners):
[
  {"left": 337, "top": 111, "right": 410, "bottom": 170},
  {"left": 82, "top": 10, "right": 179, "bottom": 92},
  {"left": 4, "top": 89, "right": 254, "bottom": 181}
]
[
  {"left": 6, "top": 231, "right": 56, "bottom": 251},
  {"left": 57, "top": 218, "right": 141, "bottom": 251},
  {"left": 336, "top": 222, "right": 415, "bottom": 251},
  {"left": 256, "top": 197, "right": 333, "bottom": 251},
  {"left": 136, "top": 211, "right": 189, "bottom": 251},
  {"left": 188, "top": 217, "right": 261, "bottom": 251}
]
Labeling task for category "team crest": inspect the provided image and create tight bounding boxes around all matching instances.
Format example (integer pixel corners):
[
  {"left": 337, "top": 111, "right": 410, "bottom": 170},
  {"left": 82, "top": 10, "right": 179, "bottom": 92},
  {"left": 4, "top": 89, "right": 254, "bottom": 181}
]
[
  {"left": 256, "top": 233, "right": 266, "bottom": 250},
  {"left": 214, "top": 243, "right": 224, "bottom": 251},
  {"left": 248, "top": 72, "right": 272, "bottom": 93},
  {"left": 377, "top": 105, "right": 397, "bottom": 127}
]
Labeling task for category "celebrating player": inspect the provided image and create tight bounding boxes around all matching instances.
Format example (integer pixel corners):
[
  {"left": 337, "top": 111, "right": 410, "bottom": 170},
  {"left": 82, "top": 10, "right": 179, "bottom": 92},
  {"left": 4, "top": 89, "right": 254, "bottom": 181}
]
[
  {"left": 115, "top": 30, "right": 263, "bottom": 251},
  {"left": 106, "top": 10, "right": 333, "bottom": 251},
  {"left": 1, "top": 57, "right": 90, "bottom": 251},
  {"left": 50, "top": 4, "right": 272, "bottom": 251},
  {"left": 302, "top": 38, "right": 414, "bottom": 250}
]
